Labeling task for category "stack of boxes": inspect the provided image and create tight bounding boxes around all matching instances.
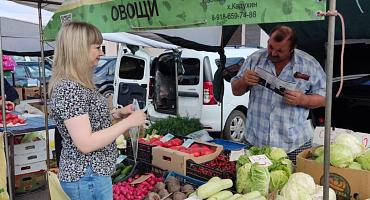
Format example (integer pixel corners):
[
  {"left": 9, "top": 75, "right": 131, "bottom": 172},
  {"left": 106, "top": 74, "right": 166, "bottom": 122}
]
[{"left": 13, "top": 132, "right": 48, "bottom": 194}]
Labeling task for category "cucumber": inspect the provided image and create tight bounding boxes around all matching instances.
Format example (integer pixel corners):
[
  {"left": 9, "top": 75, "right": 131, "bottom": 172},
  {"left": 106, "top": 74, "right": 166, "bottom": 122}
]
[
  {"left": 113, "top": 174, "right": 126, "bottom": 184},
  {"left": 120, "top": 165, "right": 133, "bottom": 176},
  {"left": 111, "top": 168, "right": 122, "bottom": 178},
  {"left": 115, "top": 163, "right": 125, "bottom": 169}
]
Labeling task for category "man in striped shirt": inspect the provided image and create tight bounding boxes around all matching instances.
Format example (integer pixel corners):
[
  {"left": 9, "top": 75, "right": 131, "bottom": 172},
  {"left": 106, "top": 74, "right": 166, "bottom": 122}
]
[{"left": 231, "top": 25, "right": 326, "bottom": 163}]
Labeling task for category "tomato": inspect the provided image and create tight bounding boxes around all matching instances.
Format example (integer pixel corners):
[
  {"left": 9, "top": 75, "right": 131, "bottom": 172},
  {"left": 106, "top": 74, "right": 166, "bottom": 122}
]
[
  {"left": 18, "top": 119, "right": 26, "bottom": 124},
  {"left": 172, "top": 138, "right": 183, "bottom": 146},
  {"left": 151, "top": 141, "right": 163, "bottom": 146},
  {"left": 193, "top": 151, "right": 201, "bottom": 157},
  {"left": 11, "top": 118, "right": 20, "bottom": 124},
  {"left": 203, "top": 149, "right": 214, "bottom": 155}
]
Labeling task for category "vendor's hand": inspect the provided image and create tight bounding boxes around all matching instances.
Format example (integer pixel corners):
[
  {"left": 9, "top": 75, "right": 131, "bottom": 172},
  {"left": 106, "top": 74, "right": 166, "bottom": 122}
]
[
  {"left": 243, "top": 70, "right": 260, "bottom": 86},
  {"left": 124, "top": 110, "right": 146, "bottom": 128},
  {"left": 0, "top": 100, "right": 15, "bottom": 111},
  {"left": 6, "top": 101, "right": 15, "bottom": 111},
  {"left": 284, "top": 90, "right": 307, "bottom": 106}
]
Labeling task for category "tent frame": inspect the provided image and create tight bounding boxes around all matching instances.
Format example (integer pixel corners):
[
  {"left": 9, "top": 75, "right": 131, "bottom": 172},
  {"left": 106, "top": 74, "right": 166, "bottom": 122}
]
[
  {"left": 0, "top": 1, "right": 61, "bottom": 199},
  {"left": 1, "top": 0, "right": 337, "bottom": 199}
]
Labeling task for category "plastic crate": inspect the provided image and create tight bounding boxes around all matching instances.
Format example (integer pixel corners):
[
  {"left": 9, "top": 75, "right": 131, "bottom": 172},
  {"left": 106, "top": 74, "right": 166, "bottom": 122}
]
[
  {"left": 186, "top": 154, "right": 236, "bottom": 182},
  {"left": 165, "top": 171, "right": 204, "bottom": 188},
  {"left": 126, "top": 138, "right": 154, "bottom": 163},
  {"left": 210, "top": 139, "right": 246, "bottom": 152}
]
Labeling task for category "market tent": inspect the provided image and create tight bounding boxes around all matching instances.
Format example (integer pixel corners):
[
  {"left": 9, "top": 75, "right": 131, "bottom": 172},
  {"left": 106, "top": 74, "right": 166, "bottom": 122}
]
[
  {"left": 0, "top": 1, "right": 177, "bottom": 56},
  {"left": 0, "top": 1, "right": 54, "bottom": 56},
  {"left": 43, "top": 0, "right": 325, "bottom": 51}
]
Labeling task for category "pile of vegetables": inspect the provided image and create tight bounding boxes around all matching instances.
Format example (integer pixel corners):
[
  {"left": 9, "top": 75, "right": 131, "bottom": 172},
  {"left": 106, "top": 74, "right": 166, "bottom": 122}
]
[
  {"left": 113, "top": 172, "right": 163, "bottom": 200},
  {"left": 138, "top": 136, "right": 216, "bottom": 157},
  {"left": 189, "top": 177, "right": 234, "bottom": 199},
  {"left": 1, "top": 113, "right": 26, "bottom": 127},
  {"left": 112, "top": 163, "right": 134, "bottom": 184},
  {"left": 145, "top": 175, "right": 195, "bottom": 200},
  {"left": 312, "top": 133, "right": 369, "bottom": 170},
  {"left": 188, "top": 153, "right": 236, "bottom": 180},
  {"left": 187, "top": 176, "right": 268, "bottom": 200},
  {"left": 236, "top": 146, "right": 293, "bottom": 196},
  {"left": 14, "top": 132, "right": 42, "bottom": 144},
  {"left": 146, "top": 116, "right": 203, "bottom": 137}
]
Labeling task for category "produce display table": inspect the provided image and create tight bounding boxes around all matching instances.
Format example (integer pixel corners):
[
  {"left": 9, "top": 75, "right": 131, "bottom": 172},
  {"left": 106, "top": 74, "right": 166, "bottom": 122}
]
[
  {"left": 0, "top": 115, "right": 55, "bottom": 134},
  {"left": 1, "top": 115, "right": 55, "bottom": 199}
]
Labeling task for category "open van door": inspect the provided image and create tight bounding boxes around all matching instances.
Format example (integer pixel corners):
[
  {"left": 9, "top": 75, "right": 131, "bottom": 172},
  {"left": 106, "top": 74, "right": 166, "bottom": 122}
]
[
  {"left": 112, "top": 44, "right": 151, "bottom": 109},
  {"left": 150, "top": 50, "right": 203, "bottom": 118}
]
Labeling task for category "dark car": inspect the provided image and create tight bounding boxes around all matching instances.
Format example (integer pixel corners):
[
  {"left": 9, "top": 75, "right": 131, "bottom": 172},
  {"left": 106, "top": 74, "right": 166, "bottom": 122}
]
[
  {"left": 312, "top": 41, "right": 370, "bottom": 133},
  {"left": 5, "top": 61, "right": 52, "bottom": 87},
  {"left": 93, "top": 56, "right": 117, "bottom": 97}
]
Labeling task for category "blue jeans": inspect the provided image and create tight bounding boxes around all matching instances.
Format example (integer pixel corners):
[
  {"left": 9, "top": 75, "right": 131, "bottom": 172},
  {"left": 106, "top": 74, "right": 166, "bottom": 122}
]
[{"left": 60, "top": 166, "right": 112, "bottom": 200}]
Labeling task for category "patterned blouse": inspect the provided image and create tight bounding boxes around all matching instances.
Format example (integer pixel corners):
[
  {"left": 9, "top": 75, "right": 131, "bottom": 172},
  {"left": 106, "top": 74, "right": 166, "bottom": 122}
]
[{"left": 49, "top": 79, "right": 117, "bottom": 182}]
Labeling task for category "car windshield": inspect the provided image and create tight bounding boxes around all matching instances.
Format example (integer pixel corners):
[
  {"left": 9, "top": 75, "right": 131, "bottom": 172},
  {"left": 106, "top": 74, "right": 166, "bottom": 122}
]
[
  {"left": 96, "top": 59, "right": 109, "bottom": 69},
  {"left": 27, "top": 63, "right": 52, "bottom": 78}
]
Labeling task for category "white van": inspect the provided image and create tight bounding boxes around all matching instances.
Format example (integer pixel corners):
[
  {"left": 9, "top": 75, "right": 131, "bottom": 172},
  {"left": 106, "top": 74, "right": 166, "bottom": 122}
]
[
  {"left": 113, "top": 45, "right": 259, "bottom": 142},
  {"left": 112, "top": 45, "right": 153, "bottom": 110}
]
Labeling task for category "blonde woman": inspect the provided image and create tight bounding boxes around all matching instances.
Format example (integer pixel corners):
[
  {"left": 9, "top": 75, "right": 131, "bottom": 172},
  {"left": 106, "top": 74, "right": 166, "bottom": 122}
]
[{"left": 48, "top": 22, "right": 146, "bottom": 200}]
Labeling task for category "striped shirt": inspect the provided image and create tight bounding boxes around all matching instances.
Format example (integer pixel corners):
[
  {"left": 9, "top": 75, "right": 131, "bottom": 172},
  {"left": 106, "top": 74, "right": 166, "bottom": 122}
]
[{"left": 231, "top": 49, "right": 326, "bottom": 153}]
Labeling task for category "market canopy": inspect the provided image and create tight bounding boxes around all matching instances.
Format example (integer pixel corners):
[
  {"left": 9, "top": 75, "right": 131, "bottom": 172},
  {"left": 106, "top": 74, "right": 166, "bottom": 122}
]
[
  {"left": 44, "top": 0, "right": 326, "bottom": 47},
  {"left": 0, "top": 1, "right": 55, "bottom": 56}
]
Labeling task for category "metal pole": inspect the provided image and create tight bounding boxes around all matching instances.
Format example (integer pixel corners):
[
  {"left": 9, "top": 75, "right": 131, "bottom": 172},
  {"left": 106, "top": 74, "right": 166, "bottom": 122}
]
[
  {"left": 37, "top": 2, "right": 50, "bottom": 199},
  {"left": 323, "top": 0, "right": 336, "bottom": 199},
  {"left": 173, "top": 49, "right": 181, "bottom": 116},
  {"left": 0, "top": 17, "right": 15, "bottom": 200}
]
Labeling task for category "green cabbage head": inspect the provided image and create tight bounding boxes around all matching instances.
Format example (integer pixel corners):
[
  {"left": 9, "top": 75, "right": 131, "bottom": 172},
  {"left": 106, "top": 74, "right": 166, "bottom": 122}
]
[
  {"left": 269, "top": 147, "right": 288, "bottom": 161},
  {"left": 249, "top": 163, "right": 270, "bottom": 196},
  {"left": 330, "top": 144, "right": 354, "bottom": 168},
  {"left": 236, "top": 162, "right": 252, "bottom": 194},
  {"left": 356, "top": 150, "right": 370, "bottom": 171},
  {"left": 334, "top": 133, "right": 365, "bottom": 158},
  {"left": 269, "top": 170, "right": 289, "bottom": 193},
  {"left": 348, "top": 161, "right": 362, "bottom": 170}
]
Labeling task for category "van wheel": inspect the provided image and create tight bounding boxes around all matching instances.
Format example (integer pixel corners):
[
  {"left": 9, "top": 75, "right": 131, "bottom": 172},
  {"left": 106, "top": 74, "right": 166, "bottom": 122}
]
[
  {"left": 102, "top": 89, "right": 114, "bottom": 98},
  {"left": 223, "top": 110, "right": 246, "bottom": 142}
]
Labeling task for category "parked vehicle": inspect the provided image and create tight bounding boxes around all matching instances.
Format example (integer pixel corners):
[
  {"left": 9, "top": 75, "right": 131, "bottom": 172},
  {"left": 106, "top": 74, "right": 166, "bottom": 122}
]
[
  {"left": 312, "top": 40, "right": 370, "bottom": 133},
  {"left": 113, "top": 45, "right": 260, "bottom": 142},
  {"left": 93, "top": 56, "right": 117, "bottom": 97},
  {"left": 5, "top": 60, "right": 52, "bottom": 87},
  {"left": 112, "top": 45, "right": 152, "bottom": 110}
]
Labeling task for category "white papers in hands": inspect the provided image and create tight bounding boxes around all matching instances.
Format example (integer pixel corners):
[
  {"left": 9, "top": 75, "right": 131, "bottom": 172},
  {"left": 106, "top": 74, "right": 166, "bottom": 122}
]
[{"left": 255, "top": 67, "right": 297, "bottom": 96}]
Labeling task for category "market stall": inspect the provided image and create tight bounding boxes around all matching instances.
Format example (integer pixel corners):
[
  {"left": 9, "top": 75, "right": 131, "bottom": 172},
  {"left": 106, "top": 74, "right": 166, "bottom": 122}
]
[
  {"left": 4, "top": 0, "right": 363, "bottom": 199},
  {"left": 0, "top": 1, "right": 57, "bottom": 199}
]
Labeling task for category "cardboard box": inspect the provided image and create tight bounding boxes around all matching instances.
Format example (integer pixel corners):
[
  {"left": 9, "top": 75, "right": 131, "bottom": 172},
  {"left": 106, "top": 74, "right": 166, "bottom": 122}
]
[
  {"left": 15, "top": 161, "right": 46, "bottom": 175},
  {"left": 14, "top": 140, "right": 46, "bottom": 155},
  {"left": 296, "top": 148, "right": 370, "bottom": 200},
  {"left": 15, "top": 87, "right": 24, "bottom": 100},
  {"left": 151, "top": 141, "right": 223, "bottom": 175},
  {"left": 23, "top": 87, "right": 41, "bottom": 99},
  {"left": 14, "top": 150, "right": 47, "bottom": 166},
  {"left": 15, "top": 170, "right": 46, "bottom": 194},
  {"left": 313, "top": 126, "right": 370, "bottom": 149}
]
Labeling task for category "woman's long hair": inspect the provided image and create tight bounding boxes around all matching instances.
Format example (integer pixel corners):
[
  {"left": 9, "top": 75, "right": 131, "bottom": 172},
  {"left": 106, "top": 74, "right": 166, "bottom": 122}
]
[{"left": 49, "top": 21, "right": 103, "bottom": 94}]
